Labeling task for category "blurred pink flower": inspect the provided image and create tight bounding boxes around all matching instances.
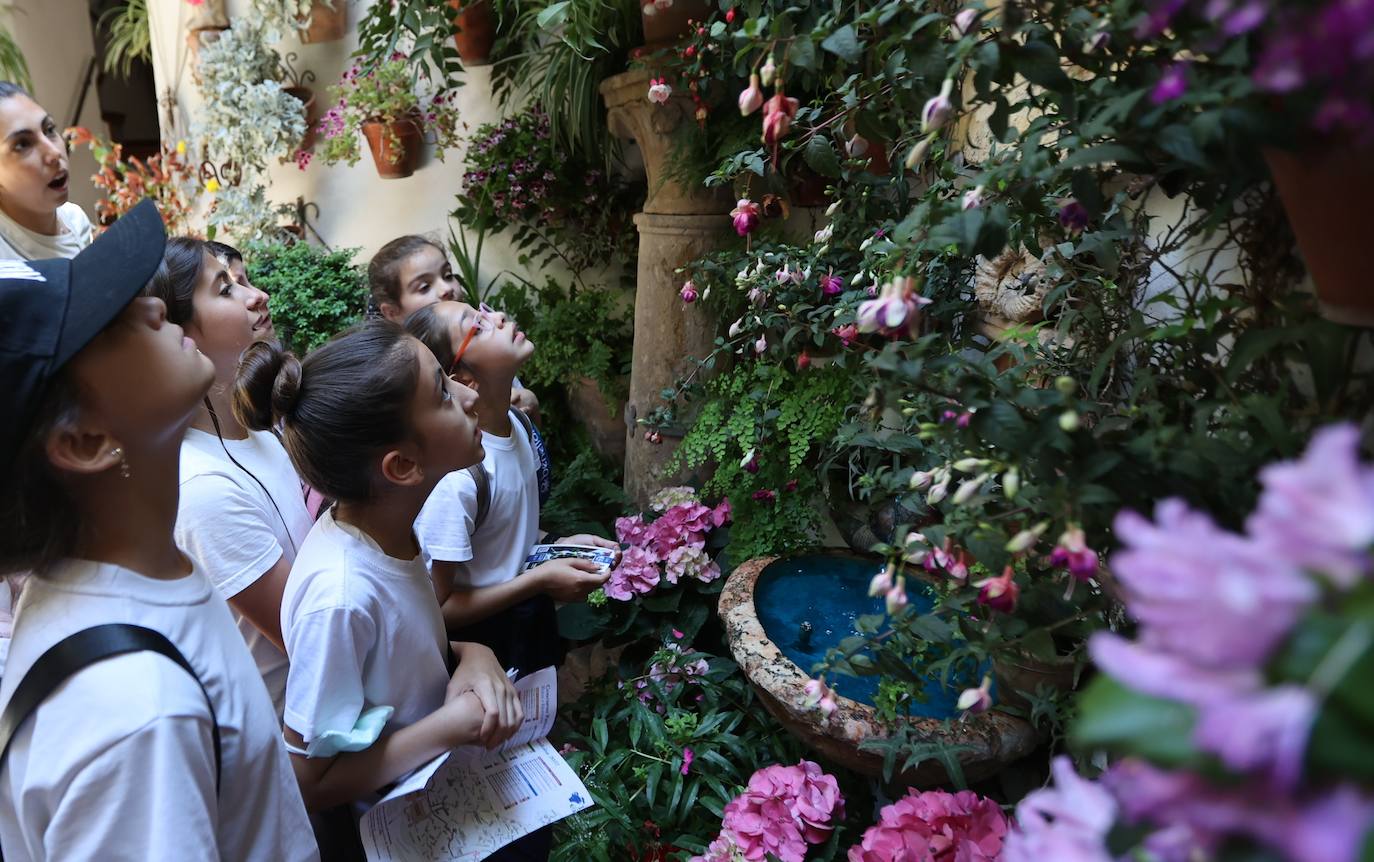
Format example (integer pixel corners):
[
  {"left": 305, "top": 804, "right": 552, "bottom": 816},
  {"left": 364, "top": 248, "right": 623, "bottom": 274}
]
[
  {"left": 849, "top": 787, "right": 1007, "bottom": 862},
  {"left": 731, "top": 198, "right": 761, "bottom": 236}
]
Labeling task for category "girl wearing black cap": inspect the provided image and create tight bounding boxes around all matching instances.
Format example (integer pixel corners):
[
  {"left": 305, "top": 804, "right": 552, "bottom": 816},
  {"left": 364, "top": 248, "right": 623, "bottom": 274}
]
[
  {"left": 0, "top": 201, "right": 318, "bottom": 861},
  {"left": 0, "top": 83, "right": 93, "bottom": 261}
]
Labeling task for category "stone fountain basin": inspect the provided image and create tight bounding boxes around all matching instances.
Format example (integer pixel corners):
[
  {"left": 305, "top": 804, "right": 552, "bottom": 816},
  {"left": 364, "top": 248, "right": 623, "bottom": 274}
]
[{"left": 720, "top": 554, "right": 1038, "bottom": 787}]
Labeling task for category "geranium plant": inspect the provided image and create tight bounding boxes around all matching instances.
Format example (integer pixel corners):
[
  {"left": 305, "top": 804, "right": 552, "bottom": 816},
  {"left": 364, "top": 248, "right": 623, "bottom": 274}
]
[
  {"left": 66, "top": 128, "right": 197, "bottom": 234},
  {"left": 314, "top": 58, "right": 462, "bottom": 168}
]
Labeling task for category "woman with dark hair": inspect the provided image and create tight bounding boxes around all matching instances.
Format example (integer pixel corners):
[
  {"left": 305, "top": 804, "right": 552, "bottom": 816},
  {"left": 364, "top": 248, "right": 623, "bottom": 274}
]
[
  {"left": 146, "top": 237, "right": 310, "bottom": 719},
  {"left": 0, "top": 82, "right": 92, "bottom": 260}
]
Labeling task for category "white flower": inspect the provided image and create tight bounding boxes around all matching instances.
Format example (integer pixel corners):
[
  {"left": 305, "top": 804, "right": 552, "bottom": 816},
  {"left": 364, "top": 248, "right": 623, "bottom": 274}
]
[
  {"left": 647, "top": 80, "right": 672, "bottom": 104},
  {"left": 760, "top": 55, "right": 777, "bottom": 86},
  {"left": 951, "top": 8, "right": 979, "bottom": 38},
  {"left": 921, "top": 78, "right": 955, "bottom": 133},
  {"left": 962, "top": 184, "right": 986, "bottom": 210},
  {"left": 814, "top": 224, "right": 834, "bottom": 244},
  {"left": 905, "top": 135, "right": 934, "bottom": 171},
  {"left": 952, "top": 471, "right": 992, "bottom": 505}
]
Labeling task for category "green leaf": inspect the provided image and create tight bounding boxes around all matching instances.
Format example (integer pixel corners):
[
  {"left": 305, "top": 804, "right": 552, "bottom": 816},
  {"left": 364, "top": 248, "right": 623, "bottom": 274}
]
[
  {"left": 1071, "top": 676, "right": 1203, "bottom": 767},
  {"left": 803, "top": 135, "right": 843, "bottom": 179},
  {"left": 820, "top": 25, "right": 862, "bottom": 64},
  {"left": 1061, "top": 144, "right": 1145, "bottom": 170}
]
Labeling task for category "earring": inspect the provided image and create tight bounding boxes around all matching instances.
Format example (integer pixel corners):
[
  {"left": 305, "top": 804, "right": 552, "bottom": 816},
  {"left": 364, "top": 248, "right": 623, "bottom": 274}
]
[{"left": 109, "top": 447, "right": 131, "bottom": 480}]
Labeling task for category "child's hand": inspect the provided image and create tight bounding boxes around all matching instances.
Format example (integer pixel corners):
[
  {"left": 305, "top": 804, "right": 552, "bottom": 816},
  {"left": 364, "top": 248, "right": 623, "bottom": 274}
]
[
  {"left": 557, "top": 533, "right": 622, "bottom": 566},
  {"left": 436, "top": 691, "right": 490, "bottom": 748},
  {"left": 511, "top": 387, "right": 541, "bottom": 425},
  {"left": 448, "top": 643, "right": 523, "bottom": 748},
  {"left": 533, "top": 558, "right": 611, "bottom": 603}
]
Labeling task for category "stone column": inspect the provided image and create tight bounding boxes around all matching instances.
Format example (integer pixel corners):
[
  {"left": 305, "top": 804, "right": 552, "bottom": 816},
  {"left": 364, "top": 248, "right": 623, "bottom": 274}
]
[{"left": 601, "top": 68, "right": 733, "bottom": 506}]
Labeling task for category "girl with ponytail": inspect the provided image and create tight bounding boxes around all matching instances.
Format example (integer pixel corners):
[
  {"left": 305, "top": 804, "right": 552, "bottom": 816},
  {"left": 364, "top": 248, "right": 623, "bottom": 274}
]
[{"left": 232, "top": 321, "right": 521, "bottom": 816}]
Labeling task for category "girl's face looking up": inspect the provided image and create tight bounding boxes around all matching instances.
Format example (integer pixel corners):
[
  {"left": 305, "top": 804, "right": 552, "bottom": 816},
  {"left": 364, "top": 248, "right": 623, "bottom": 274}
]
[
  {"left": 186, "top": 250, "right": 274, "bottom": 378},
  {"left": 405, "top": 337, "right": 485, "bottom": 477},
  {"left": 65, "top": 296, "right": 216, "bottom": 450},
  {"left": 386, "top": 244, "right": 460, "bottom": 322},
  {"left": 432, "top": 300, "right": 534, "bottom": 379},
  {"left": 0, "top": 94, "right": 70, "bottom": 226}
]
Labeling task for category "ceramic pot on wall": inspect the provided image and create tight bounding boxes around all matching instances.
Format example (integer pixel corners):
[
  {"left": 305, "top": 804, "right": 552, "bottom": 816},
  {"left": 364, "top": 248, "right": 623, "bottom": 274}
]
[
  {"left": 301, "top": 0, "right": 347, "bottom": 43},
  {"left": 362, "top": 113, "right": 422, "bottom": 179},
  {"left": 1266, "top": 141, "right": 1374, "bottom": 328},
  {"left": 284, "top": 86, "right": 317, "bottom": 151},
  {"left": 448, "top": 0, "right": 496, "bottom": 66}
]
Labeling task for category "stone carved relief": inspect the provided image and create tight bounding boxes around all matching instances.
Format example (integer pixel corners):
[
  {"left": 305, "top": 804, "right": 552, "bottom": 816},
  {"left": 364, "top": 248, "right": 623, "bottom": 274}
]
[{"left": 974, "top": 246, "right": 1049, "bottom": 324}]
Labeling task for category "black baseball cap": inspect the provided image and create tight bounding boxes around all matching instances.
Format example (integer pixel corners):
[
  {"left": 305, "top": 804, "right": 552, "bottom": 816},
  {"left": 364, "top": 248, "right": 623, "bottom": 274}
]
[{"left": 0, "top": 199, "right": 167, "bottom": 473}]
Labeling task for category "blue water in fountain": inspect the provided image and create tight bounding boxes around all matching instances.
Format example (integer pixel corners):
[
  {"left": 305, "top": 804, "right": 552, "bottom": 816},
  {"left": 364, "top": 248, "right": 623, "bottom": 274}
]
[{"left": 755, "top": 554, "right": 977, "bottom": 718}]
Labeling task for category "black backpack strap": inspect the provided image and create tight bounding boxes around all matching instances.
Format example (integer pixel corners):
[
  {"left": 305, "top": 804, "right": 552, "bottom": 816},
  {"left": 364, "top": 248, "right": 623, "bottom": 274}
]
[
  {"left": 0, "top": 624, "right": 221, "bottom": 795},
  {"left": 466, "top": 465, "right": 491, "bottom": 532}
]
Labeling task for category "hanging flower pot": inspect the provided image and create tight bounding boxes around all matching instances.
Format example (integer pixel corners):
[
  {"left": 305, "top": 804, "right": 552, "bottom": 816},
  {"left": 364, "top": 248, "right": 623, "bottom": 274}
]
[
  {"left": 640, "top": 0, "right": 711, "bottom": 51},
  {"left": 300, "top": 0, "right": 347, "bottom": 44},
  {"left": 1265, "top": 142, "right": 1374, "bottom": 327},
  {"left": 447, "top": 0, "right": 496, "bottom": 66},
  {"left": 361, "top": 112, "right": 422, "bottom": 179},
  {"left": 187, "top": 26, "right": 230, "bottom": 70},
  {"left": 284, "top": 86, "right": 317, "bottom": 151}
]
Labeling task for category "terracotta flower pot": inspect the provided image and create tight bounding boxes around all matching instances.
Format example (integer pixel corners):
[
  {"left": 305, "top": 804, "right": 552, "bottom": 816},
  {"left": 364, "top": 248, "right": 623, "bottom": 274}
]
[
  {"left": 991, "top": 650, "right": 1078, "bottom": 712},
  {"left": 640, "top": 0, "right": 711, "bottom": 50},
  {"left": 1266, "top": 141, "right": 1374, "bottom": 328},
  {"left": 284, "top": 86, "right": 317, "bottom": 151},
  {"left": 300, "top": 0, "right": 347, "bottom": 43},
  {"left": 448, "top": 0, "right": 495, "bottom": 66},
  {"left": 362, "top": 114, "right": 422, "bottom": 179}
]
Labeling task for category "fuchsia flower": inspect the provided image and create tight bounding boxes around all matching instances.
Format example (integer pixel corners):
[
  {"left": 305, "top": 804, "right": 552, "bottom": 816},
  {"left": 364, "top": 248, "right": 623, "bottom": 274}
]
[
  {"left": 679, "top": 280, "right": 699, "bottom": 303},
  {"left": 921, "top": 79, "right": 955, "bottom": 133},
  {"left": 832, "top": 323, "right": 859, "bottom": 346},
  {"left": 845, "top": 133, "right": 870, "bottom": 157},
  {"left": 1058, "top": 198, "right": 1090, "bottom": 233},
  {"left": 740, "top": 449, "right": 760, "bottom": 473},
  {"left": 1151, "top": 61, "right": 1190, "bottom": 104},
  {"left": 1049, "top": 526, "right": 1099, "bottom": 580},
  {"left": 957, "top": 675, "right": 994, "bottom": 714},
  {"left": 761, "top": 92, "right": 800, "bottom": 146},
  {"left": 951, "top": 7, "right": 980, "bottom": 37},
  {"left": 856, "top": 275, "right": 932, "bottom": 336},
  {"left": 803, "top": 677, "right": 838, "bottom": 716},
  {"left": 752, "top": 488, "right": 777, "bottom": 503},
  {"left": 820, "top": 271, "right": 844, "bottom": 296},
  {"left": 680, "top": 747, "right": 694, "bottom": 775},
  {"left": 961, "top": 184, "right": 986, "bottom": 210},
  {"left": 647, "top": 77, "right": 673, "bottom": 104},
  {"left": 849, "top": 787, "right": 1008, "bottom": 862},
  {"left": 731, "top": 198, "right": 761, "bottom": 236},
  {"left": 738, "top": 74, "right": 764, "bottom": 116},
  {"left": 974, "top": 566, "right": 1019, "bottom": 612},
  {"left": 754, "top": 334, "right": 768, "bottom": 354}
]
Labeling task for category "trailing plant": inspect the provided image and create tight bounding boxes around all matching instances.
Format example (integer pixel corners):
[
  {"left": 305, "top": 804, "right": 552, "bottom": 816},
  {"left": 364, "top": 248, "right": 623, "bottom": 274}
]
[
  {"left": 315, "top": 58, "right": 462, "bottom": 167},
  {"left": 243, "top": 241, "right": 368, "bottom": 353},
  {"left": 352, "top": 0, "right": 462, "bottom": 87},
  {"left": 98, "top": 0, "right": 151, "bottom": 79},
  {"left": 454, "top": 107, "right": 641, "bottom": 283},
  {"left": 0, "top": 12, "right": 31, "bottom": 91},
  {"left": 248, "top": 0, "right": 332, "bottom": 40},
  {"left": 66, "top": 127, "right": 197, "bottom": 234}
]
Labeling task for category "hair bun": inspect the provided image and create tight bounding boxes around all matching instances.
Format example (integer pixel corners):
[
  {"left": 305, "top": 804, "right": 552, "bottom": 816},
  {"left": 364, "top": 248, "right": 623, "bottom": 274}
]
[{"left": 232, "top": 342, "right": 303, "bottom": 431}]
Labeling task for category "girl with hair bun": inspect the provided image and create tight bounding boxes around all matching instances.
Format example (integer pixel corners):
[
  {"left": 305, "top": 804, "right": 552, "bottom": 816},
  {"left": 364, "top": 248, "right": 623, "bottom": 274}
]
[{"left": 232, "top": 321, "right": 522, "bottom": 820}]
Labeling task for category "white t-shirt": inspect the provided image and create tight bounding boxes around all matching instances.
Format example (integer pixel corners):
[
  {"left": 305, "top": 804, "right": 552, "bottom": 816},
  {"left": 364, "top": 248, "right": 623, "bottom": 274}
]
[
  {"left": 280, "top": 511, "right": 450, "bottom": 747},
  {"left": 176, "top": 428, "right": 314, "bottom": 718},
  {"left": 0, "top": 202, "right": 93, "bottom": 260},
  {"left": 415, "top": 411, "right": 540, "bottom": 588},
  {"left": 0, "top": 559, "right": 318, "bottom": 862}
]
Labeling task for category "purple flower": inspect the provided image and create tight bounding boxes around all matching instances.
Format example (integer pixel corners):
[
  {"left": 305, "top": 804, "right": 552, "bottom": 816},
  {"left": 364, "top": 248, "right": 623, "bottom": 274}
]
[
  {"left": 1192, "top": 685, "right": 1316, "bottom": 788},
  {"left": 1003, "top": 757, "right": 1116, "bottom": 862},
  {"left": 1087, "top": 634, "right": 1260, "bottom": 705},
  {"left": 679, "top": 281, "right": 699, "bottom": 304},
  {"left": 1058, "top": 198, "right": 1090, "bottom": 234},
  {"left": 1246, "top": 423, "right": 1374, "bottom": 587},
  {"left": 681, "top": 747, "right": 694, "bottom": 775},
  {"left": 856, "top": 276, "right": 932, "bottom": 336},
  {"left": 820, "top": 272, "right": 844, "bottom": 296},
  {"left": 605, "top": 546, "right": 661, "bottom": 600},
  {"left": 921, "top": 79, "right": 956, "bottom": 133},
  {"left": 1049, "top": 526, "right": 1099, "bottom": 580},
  {"left": 752, "top": 489, "right": 777, "bottom": 503},
  {"left": 1150, "top": 62, "right": 1190, "bottom": 104},
  {"left": 1110, "top": 498, "right": 1316, "bottom": 669},
  {"left": 730, "top": 198, "right": 761, "bottom": 236}
]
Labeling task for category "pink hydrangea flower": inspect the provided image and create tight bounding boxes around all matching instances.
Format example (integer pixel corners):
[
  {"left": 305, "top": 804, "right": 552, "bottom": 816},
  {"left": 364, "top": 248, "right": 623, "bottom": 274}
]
[
  {"left": 616, "top": 514, "right": 650, "bottom": 546},
  {"left": 649, "top": 486, "right": 700, "bottom": 511},
  {"left": 605, "top": 546, "right": 661, "bottom": 601},
  {"left": 664, "top": 544, "right": 721, "bottom": 585}
]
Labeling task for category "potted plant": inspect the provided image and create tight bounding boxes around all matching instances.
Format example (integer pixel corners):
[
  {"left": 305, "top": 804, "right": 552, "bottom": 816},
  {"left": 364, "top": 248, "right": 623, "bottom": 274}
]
[
  {"left": 315, "top": 59, "right": 462, "bottom": 179},
  {"left": 448, "top": 0, "right": 496, "bottom": 66},
  {"left": 249, "top": 0, "right": 345, "bottom": 43},
  {"left": 243, "top": 241, "right": 368, "bottom": 353}
]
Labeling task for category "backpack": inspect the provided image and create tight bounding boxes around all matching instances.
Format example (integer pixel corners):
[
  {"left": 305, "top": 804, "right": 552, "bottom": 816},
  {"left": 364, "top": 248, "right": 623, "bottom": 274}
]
[
  {"left": 0, "top": 624, "right": 221, "bottom": 861},
  {"left": 465, "top": 409, "right": 551, "bottom": 532}
]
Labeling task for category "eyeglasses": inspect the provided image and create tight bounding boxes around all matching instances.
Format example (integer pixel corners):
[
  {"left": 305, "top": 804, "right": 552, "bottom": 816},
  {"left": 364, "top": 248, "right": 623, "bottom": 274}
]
[{"left": 447, "top": 307, "right": 499, "bottom": 376}]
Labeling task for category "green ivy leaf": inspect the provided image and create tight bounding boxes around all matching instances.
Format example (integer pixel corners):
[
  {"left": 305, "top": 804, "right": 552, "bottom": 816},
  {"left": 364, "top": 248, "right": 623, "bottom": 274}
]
[
  {"left": 804, "top": 135, "right": 843, "bottom": 178},
  {"left": 820, "top": 24, "right": 862, "bottom": 64}
]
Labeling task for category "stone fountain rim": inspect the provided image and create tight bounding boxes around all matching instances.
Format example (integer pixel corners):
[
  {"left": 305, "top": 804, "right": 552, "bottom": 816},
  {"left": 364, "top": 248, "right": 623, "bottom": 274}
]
[{"left": 719, "top": 553, "right": 1036, "bottom": 756}]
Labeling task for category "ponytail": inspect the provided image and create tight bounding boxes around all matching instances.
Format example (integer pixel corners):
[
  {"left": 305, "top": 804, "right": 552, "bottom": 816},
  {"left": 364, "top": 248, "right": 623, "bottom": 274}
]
[{"left": 232, "top": 322, "right": 419, "bottom": 504}]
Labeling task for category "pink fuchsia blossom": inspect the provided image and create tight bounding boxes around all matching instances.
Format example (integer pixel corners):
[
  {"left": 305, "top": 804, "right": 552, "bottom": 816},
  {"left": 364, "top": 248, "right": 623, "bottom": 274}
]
[
  {"left": 647, "top": 78, "right": 673, "bottom": 104},
  {"left": 738, "top": 74, "right": 764, "bottom": 116},
  {"left": 754, "top": 334, "right": 768, "bottom": 354},
  {"left": 679, "top": 281, "right": 698, "bottom": 303},
  {"left": 747, "top": 286, "right": 768, "bottom": 306},
  {"left": 848, "top": 788, "right": 1008, "bottom": 862},
  {"left": 922, "top": 79, "right": 956, "bottom": 133},
  {"left": 961, "top": 184, "right": 986, "bottom": 210},
  {"left": 957, "top": 675, "right": 994, "bottom": 714},
  {"left": 605, "top": 546, "right": 661, "bottom": 600},
  {"left": 1049, "top": 526, "right": 1099, "bottom": 580},
  {"left": 1003, "top": 756, "right": 1116, "bottom": 862},
  {"left": 1247, "top": 423, "right": 1374, "bottom": 588},
  {"left": 832, "top": 323, "right": 859, "bottom": 346},
  {"left": 845, "top": 133, "right": 870, "bottom": 157},
  {"left": 856, "top": 276, "right": 932, "bottom": 336},
  {"left": 615, "top": 514, "right": 650, "bottom": 546},
  {"left": 974, "top": 566, "right": 1019, "bottom": 612},
  {"left": 761, "top": 92, "right": 800, "bottom": 146},
  {"left": 1058, "top": 198, "right": 1090, "bottom": 233},
  {"left": 1150, "top": 61, "right": 1189, "bottom": 104},
  {"left": 665, "top": 543, "right": 721, "bottom": 585},
  {"left": 1111, "top": 498, "right": 1317, "bottom": 669},
  {"left": 820, "top": 271, "right": 844, "bottom": 296},
  {"left": 752, "top": 488, "right": 777, "bottom": 503},
  {"left": 885, "top": 578, "right": 909, "bottom": 615},
  {"left": 803, "top": 676, "right": 838, "bottom": 716},
  {"left": 731, "top": 198, "right": 761, "bottom": 236},
  {"left": 868, "top": 564, "right": 896, "bottom": 597}
]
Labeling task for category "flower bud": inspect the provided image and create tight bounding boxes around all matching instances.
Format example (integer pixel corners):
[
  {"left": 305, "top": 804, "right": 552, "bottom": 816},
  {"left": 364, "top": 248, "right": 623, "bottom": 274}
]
[
  {"left": 921, "top": 78, "right": 955, "bottom": 133},
  {"left": 952, "top": 457, "right": 987, "bottom": 473},
  {"left": 885, "top": 578, "right": 909, "bottom": 615},
  {"left": 868, "top": 563, "right": 896, "bottom": 597},
  {"left": 952, "top": 471, "right": 991, "bottom": 505},
  {"left": 728, "top": 317, "right": 745, "bottom": 338},
  {"left": 904, "top": 135, "right": 934, "bottom": 171},
  {"left": 679, "top": 281, "right": 698, "bottom": 303},
  {"left": 845, "top": 133, "right": 870, "bottom": 157},
  {"left": 760, "top": 55, "right": 777, "bottom": 86},
  {"left": 909, "top": 469, "right": 934, "bottom": 490},
  {"left": 738, "top": 74, "right": 764, "bottom": 116},
  {"left": 1059, "top": 410, "right": 1080, "bottom": 432},
  {"left": 1054, "top": 375, "right": 1076, "bottom": 394},
  {"left": 754, "top": 334, "right": 768, "bottom": 354},
  {"left": 1003, "top": 466, "right": 1020, "bottom": 499},
  {"left": 951, "top": 8, "right": 979, "bottom": 38}
]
